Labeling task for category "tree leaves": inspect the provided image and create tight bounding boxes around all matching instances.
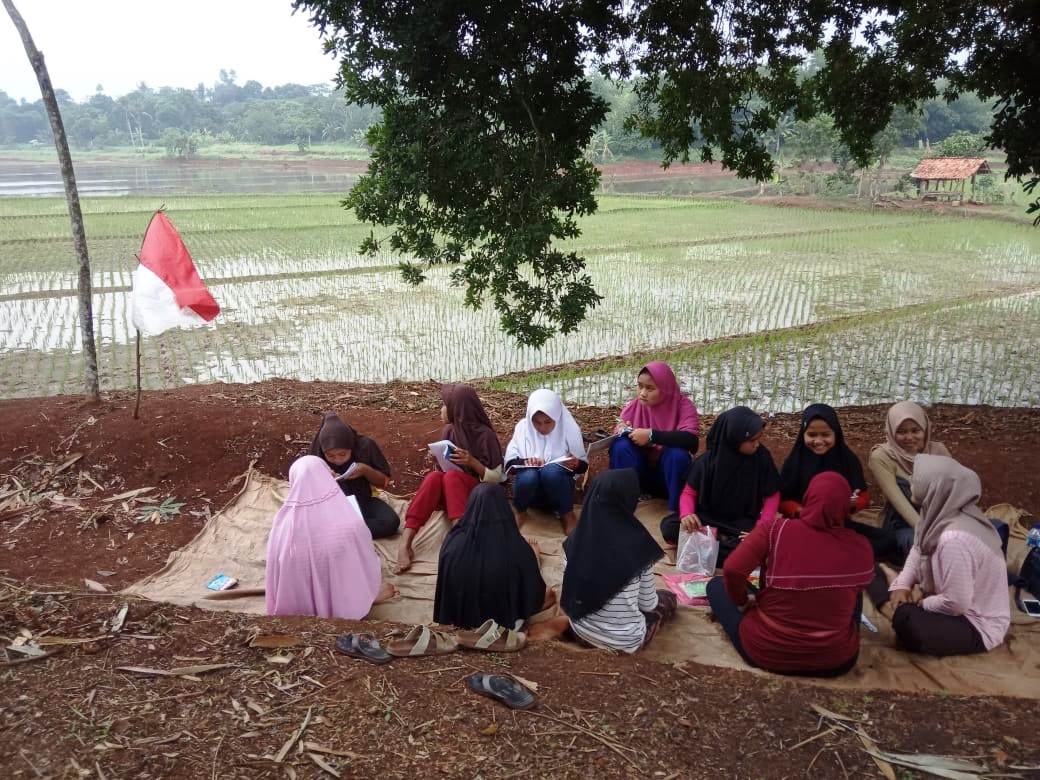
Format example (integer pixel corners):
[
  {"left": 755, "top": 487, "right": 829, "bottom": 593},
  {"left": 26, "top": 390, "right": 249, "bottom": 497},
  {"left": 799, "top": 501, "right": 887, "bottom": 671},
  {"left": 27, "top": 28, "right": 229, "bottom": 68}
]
[{"left": 296, "top": 0, "right": 1039, "bottom": 344}]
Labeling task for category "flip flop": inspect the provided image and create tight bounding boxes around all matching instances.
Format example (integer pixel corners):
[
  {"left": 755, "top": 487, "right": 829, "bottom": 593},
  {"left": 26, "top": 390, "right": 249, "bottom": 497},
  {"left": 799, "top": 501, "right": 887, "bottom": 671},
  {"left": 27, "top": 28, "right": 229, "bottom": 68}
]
[
  {"left": 334, "top": 632, "right": 393, "bottom": 665},
  {"left": 457, "top": 619, "right": 527, "bottom": 652},
  {"left": 465, "top": 674, "right": 537, "bottom": 710},
  {"left": 386, "top": 625, "right": 460, "bottom": 658}
]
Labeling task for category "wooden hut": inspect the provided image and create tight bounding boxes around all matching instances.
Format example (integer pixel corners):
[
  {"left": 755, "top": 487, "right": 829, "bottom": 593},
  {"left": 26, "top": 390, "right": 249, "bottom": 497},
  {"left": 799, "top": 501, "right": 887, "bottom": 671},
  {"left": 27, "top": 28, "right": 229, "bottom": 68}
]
[{"left": 909, "top": 157, "right": 991, "bottom": 204}]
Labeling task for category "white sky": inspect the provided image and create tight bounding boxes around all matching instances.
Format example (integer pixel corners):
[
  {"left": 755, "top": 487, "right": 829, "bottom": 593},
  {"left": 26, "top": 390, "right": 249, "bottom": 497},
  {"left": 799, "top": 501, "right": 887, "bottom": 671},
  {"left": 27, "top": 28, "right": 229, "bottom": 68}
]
[{"left": 0, "top": 0, "right": 339, "bottom": 102}]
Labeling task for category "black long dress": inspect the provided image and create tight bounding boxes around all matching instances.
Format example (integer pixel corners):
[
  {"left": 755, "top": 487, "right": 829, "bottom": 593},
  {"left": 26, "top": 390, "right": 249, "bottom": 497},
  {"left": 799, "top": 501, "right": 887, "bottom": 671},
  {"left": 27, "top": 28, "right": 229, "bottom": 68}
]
[{"left": 434, "top": 484, "right": 547, "bottom": 630}]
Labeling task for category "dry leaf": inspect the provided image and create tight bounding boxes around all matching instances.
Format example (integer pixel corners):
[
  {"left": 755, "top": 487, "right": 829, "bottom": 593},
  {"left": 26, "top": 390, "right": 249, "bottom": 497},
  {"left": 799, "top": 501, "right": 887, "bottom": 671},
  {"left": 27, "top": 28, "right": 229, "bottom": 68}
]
[
  {"left": 116, "top": 663, "right": 235, "bottom": 677},
  {"left": 266, "top": 654, "right": 295, "bottom": 665},
  {"left": 511, "top": 674, "right": 539, "bottom": 692},
  {"left": 309, "top": 753, "right": 341, "bottom": 778},
  {"left": 481, "top": 724, "right": 500, "bottom": 736},
  {"left": 303, "top": 743, "right": 363, "bottom": 759},
  {"left": 84, "top": 578, "right": 109, "bottom": 593}
]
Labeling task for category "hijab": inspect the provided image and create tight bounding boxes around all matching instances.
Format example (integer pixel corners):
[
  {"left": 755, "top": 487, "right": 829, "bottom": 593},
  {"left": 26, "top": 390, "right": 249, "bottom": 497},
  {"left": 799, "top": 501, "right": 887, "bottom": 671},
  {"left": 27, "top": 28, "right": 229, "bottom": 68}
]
[
  {"left": 265, "top": 456, "right": 382, "bottom": 620},
  {"left": 765, "top": 472, "right": 874, "bottom": 591},
  {"left": 779, "top": 404, "right": 866, "bottom": 502},
  {"left": 505, "top": 388, "right": 587, "bottom": 464},
  {"left": 872, "top": 400, "right": 949, "bottom": 476},
  {"left": 433, "top": 484, "right": 547, "bottom": 630},
  {"left": 308, "top": 412, "right": 391, "bottom": 499},
  {"left": 620, "top": 362, "right": 700, "bottom": 434},
  {"left": 561, "top": 469, "right": 664, "bottom": 621},
  {"left": 442, "top": 384, "right": 503, "bottom": 469},
  {"left": 911, "top": 454, "right": 1003, "bottom": 594},
  {"left": 685, "top": 406, "right": 781, "bottom": 527}
]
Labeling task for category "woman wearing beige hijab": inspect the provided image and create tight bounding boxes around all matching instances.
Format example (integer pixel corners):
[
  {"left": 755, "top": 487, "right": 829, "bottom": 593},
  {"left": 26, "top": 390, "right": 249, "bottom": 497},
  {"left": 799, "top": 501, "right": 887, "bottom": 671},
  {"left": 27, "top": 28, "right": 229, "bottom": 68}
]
[
  {"left": 868, "top": 401, "right": 951, "bottom": 557},
  {"left": 882, "top": 455, "right": 1009, "bottom": 656}
]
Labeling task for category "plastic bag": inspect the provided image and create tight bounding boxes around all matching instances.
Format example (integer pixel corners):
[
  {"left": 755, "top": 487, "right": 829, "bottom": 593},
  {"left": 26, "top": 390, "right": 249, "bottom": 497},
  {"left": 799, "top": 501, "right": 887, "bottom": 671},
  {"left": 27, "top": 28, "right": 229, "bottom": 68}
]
[{"left": 675, "top": 526, "right": 718, "bottom": 576}]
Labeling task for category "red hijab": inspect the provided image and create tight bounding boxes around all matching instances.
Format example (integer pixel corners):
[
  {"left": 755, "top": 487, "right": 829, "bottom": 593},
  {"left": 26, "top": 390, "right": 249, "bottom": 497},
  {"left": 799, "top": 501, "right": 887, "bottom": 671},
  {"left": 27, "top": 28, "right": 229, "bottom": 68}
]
[{"left": 765, "top": 472, "right": 874, "bottom": 591}]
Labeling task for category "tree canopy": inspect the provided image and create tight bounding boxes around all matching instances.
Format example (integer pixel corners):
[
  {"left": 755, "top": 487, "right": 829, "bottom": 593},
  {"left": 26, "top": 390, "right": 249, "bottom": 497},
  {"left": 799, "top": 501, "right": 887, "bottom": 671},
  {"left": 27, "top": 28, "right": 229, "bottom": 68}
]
[{"left": 296, "top": 0, "right": 1038, "bottom": 346}]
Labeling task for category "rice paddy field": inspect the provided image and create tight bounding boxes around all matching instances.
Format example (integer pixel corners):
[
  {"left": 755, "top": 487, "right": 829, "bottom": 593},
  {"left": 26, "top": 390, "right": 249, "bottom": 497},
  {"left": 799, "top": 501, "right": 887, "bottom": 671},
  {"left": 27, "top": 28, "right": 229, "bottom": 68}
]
[{"left": 1, "top": 188, "right": 1039, "bottom": 411}]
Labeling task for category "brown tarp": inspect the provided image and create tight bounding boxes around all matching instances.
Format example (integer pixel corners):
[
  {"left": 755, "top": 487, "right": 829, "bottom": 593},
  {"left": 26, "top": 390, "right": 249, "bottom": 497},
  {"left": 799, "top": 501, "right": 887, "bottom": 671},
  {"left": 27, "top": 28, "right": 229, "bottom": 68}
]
[{"left": 127, "top": 469, "right": 1040, "bottom": 699}]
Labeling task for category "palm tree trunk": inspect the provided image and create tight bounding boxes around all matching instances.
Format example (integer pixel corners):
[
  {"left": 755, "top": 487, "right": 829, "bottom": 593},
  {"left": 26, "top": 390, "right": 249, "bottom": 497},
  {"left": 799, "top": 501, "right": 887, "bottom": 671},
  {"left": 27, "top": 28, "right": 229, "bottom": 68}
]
[{"left": 4, "top": 0, "right": 100, "bottom": 399}]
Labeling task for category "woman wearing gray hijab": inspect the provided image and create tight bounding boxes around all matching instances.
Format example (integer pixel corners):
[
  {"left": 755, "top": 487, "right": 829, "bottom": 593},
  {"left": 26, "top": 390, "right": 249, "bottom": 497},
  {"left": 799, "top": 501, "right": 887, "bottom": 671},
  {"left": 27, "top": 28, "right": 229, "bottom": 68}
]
[{"left": 882, "top": 455, "right": 1009, "bottom": 656}]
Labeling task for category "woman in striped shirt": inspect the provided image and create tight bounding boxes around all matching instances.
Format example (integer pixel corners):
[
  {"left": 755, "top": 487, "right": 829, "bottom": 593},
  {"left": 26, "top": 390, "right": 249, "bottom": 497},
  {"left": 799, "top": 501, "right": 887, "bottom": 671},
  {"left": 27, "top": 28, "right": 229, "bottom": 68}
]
[{"left": 529, "top": 469, "right": 676, "bottom": 652}]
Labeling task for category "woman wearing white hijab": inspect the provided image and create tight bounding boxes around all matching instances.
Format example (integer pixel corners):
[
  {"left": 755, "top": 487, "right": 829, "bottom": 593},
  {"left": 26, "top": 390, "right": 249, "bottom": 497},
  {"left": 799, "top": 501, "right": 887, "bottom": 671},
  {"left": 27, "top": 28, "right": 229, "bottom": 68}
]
[
  {"left": 505, "top": 389, "right": 587, "bottom": 534},
  {"left": 883, "top": 455, "right": 1009, "bottom": 656}
]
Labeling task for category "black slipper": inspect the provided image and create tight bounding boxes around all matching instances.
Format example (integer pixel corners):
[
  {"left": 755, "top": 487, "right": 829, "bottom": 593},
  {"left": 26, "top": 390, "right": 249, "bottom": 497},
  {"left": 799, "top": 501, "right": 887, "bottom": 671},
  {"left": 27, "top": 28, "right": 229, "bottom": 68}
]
[
  {"left": 335, "top": 632, "right": 392, "bottom": 665},
  {"left": 465, "top": 674, "right": 537, "bottom": 710}
]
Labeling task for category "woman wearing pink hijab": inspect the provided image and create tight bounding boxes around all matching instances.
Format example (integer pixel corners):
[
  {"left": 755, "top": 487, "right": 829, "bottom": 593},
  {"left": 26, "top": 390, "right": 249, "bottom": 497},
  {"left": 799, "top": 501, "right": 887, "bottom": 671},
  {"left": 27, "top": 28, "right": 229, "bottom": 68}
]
[
  {"left": 266, "top": 456, "right": 396, "bottom": 620},
  {"left": 609, "top": 362, "right": 700, "bottom": 515}
]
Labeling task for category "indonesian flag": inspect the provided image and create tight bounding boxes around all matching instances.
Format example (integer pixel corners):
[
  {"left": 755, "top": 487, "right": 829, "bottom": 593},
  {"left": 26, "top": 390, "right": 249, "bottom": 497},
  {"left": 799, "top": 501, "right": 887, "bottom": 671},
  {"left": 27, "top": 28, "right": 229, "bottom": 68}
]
[{"left": 130, "top": 211, "right": 220, "bottom": 335}]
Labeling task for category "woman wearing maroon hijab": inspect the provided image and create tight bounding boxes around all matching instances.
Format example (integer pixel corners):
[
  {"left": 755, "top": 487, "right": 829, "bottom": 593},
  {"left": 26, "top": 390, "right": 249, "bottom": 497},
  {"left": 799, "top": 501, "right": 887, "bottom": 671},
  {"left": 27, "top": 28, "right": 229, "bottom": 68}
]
[
  {"left": 609, "top": 362, "right": 699, "bottom": 513},
  {"left": 705, "top": 472, "right": 875, "bottom": 676},
  {"left": 397, "top": 384, "right": 504, "bottom": 572}
]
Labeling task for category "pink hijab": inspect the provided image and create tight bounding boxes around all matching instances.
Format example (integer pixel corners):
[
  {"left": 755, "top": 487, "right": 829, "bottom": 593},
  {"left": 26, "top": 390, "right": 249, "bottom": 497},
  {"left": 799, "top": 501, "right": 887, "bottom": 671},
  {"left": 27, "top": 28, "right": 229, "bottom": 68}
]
[
  {"left": 620, "top": 362, "right": 699, "bottom": 434},
  {"left": 265, "top": 456, "right": 384, "bottom": 620}
]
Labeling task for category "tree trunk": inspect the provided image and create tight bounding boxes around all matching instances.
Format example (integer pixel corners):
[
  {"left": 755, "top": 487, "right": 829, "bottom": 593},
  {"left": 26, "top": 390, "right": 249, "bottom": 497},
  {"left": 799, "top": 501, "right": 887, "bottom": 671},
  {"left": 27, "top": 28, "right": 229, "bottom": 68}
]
[{"left": 5, "top": 0, "right": 100, "bottom": 399}]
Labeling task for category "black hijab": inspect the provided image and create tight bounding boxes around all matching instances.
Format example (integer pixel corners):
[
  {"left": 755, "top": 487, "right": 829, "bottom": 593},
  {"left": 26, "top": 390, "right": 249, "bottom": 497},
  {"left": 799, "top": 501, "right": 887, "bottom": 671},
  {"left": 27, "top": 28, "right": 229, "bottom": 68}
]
[
  {"left": 685, "top": 406, "right": 780, "bottom": 530},
  {"left": 779, "top": 404, "right": 866, "bottom": 502},
  {"left": 561, "top": 470, "right": 664, "bottom": 622},
  {"left": 433, "top": 484, "right": 546, "bottom": 630},
  {"left": 308, "top": 412, "right": 391, "bottom": 500}
]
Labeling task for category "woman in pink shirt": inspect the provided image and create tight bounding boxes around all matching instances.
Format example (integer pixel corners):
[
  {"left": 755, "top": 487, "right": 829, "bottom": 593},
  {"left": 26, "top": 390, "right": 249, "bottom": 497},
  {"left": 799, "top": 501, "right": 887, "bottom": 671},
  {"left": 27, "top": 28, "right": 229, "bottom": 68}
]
[{"left": 883, "top": 455, "right": 1009, "bottom": 656}]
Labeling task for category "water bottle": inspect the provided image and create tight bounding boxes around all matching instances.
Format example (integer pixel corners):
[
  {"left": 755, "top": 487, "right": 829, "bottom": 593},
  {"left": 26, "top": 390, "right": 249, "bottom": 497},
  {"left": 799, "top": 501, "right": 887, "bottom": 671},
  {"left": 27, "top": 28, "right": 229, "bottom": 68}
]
[{"left": 1028, "top": 523, "right": 1040, "bottom": 550}]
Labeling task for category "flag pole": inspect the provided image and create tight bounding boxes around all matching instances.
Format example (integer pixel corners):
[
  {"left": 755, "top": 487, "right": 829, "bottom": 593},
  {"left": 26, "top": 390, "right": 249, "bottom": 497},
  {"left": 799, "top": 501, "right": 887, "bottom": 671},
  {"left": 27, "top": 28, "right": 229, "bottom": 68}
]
[{"left": 133, "top": 328, "right": 142, "bottom": 419}]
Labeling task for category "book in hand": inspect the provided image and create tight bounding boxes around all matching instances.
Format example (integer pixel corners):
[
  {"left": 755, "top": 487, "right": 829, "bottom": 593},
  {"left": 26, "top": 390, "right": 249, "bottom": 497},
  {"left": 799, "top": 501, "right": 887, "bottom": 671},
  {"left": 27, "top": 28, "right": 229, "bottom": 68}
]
[
  {"left": 333, "top": 462, "right": 361, "bottom": 482},
  {"left": 427, "top": 440, "right": 464, "bottom": 472},
  {"left": 506, "top": 455, "right": 577, "bottom": 473}
]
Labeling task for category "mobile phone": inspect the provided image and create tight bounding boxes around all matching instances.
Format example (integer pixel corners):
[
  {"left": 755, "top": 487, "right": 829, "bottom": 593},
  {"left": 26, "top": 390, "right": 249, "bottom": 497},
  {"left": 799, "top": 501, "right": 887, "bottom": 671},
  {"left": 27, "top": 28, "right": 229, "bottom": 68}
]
[{"left": 1022, "top": 598, "right": 1040, "bottom": 617}]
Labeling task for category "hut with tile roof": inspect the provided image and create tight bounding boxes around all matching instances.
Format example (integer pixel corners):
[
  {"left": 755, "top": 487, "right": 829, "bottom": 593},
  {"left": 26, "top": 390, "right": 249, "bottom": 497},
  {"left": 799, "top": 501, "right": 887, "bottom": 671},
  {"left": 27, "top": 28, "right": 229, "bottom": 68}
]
[{"left": 909, "top": 157, "right": 992, "bottom": 204}]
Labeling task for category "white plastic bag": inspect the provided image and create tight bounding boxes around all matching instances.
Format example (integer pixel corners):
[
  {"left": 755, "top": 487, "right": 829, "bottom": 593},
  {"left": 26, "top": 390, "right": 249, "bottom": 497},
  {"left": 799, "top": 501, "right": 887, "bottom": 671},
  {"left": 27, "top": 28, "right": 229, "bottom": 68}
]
[{"left": 675, "top": 526, "right": 719, "bottom": 575}]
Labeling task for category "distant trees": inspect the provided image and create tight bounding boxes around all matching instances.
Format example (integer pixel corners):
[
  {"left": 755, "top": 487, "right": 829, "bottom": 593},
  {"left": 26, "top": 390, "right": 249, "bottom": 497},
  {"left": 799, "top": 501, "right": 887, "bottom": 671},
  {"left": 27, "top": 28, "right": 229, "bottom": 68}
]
[{"left": 0, "top": 73, "right": 380, "bottom": 149}]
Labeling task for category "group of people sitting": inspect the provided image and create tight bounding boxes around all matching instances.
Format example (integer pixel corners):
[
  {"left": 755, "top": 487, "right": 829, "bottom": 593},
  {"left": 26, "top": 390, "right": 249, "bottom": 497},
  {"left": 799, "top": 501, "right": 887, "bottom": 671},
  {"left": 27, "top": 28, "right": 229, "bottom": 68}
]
[{"left": 264, "top": 361, "right": 1013, "bottom": 677}]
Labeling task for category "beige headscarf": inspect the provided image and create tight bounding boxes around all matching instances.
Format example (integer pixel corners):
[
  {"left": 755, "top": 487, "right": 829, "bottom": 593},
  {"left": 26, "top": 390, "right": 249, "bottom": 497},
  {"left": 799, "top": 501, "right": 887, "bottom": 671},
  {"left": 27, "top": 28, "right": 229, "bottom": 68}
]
[
  {"left": 910, "top": 454, "right": 1003, "bottom": 593},
  {"left": 872, "top": 400, "right": 949, "bottom": 475}
]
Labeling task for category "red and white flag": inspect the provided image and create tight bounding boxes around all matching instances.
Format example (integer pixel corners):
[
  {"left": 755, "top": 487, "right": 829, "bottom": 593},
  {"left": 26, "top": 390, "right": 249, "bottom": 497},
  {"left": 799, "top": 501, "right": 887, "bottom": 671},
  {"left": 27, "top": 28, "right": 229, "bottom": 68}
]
[{"left": 130, "top": 211, "right": 220, "bottom": 335}]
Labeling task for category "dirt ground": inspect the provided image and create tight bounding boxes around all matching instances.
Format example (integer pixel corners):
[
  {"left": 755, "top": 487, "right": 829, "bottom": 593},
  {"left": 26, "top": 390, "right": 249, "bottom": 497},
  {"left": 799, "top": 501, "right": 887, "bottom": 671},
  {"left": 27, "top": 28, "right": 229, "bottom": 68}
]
[{"left": 2, "top": 380, "right": 1039, "bottom": 778}]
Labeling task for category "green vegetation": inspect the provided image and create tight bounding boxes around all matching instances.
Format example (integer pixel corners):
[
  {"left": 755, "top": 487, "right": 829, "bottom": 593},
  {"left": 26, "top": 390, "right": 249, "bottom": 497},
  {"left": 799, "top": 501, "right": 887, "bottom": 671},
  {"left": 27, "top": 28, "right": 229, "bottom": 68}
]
[
  {"left": 297, "top": 0, "right": 1039, "bottom": 346},
  {"left": 2, "top": 193, "right": 1039, "bottom": 409}
]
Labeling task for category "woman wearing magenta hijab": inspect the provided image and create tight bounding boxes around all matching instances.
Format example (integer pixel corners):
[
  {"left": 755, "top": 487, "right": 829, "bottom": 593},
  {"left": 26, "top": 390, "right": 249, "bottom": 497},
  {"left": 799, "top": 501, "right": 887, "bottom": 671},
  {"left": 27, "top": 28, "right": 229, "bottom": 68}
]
[{"left": 609, "top": 362, "right": 700, "bottom": 514}]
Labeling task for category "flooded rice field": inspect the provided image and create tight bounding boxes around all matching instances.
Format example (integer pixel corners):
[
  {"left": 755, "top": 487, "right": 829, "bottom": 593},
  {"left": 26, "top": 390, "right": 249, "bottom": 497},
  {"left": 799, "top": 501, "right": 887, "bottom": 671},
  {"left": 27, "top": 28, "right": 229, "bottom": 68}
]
[{"left": 2, "top": 174, "right": 1040, "bottom": 411}]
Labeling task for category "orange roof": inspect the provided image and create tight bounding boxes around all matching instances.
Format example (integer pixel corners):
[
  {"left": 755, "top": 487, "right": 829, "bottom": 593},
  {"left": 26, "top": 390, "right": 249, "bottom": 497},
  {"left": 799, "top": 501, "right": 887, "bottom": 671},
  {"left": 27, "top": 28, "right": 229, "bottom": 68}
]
[{"left": 910, "top": 157, "right": 991, "bottom": 180}]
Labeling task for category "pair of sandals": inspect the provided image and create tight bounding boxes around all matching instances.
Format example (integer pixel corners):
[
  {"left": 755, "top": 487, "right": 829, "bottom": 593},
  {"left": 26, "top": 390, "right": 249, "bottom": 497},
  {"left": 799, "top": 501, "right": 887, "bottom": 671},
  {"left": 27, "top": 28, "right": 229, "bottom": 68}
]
[{"left": 336, "top": 619, "right": 527, "bottom": 665}]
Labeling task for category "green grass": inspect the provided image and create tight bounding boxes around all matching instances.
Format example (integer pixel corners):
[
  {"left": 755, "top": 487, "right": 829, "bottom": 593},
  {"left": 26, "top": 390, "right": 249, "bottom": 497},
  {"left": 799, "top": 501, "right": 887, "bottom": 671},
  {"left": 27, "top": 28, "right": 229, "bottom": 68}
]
[{"left": 2, "top": 191, "right": 1040, "bottom": 405}]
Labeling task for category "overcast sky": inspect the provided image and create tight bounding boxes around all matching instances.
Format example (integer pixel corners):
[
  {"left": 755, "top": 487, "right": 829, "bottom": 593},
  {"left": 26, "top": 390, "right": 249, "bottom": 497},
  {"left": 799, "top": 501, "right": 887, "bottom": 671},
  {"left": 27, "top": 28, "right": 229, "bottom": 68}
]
[{"left": 1, "top": 0, "right": 339, "bottom": 102}]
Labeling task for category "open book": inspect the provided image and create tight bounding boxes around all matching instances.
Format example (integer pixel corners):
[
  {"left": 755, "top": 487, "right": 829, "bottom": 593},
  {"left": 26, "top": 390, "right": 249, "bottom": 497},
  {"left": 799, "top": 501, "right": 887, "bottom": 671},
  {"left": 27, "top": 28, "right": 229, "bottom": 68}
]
[
  {"left": 506, "top": 455, "right": 576, "bottom": 473},
  {"left": 427, "top": 440, "right": 464, "bottom": 473},
  {"left": 333, "top": 462, "right": 361, "bottom": 482}
]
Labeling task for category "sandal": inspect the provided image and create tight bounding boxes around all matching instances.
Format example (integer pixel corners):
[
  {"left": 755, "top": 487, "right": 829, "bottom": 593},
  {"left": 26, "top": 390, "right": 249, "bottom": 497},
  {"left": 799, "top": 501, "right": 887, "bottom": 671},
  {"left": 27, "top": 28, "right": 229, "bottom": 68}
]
[
  {"left": 334, "top": 633, "right": 393, "bottom": 665},
  {"left": 457, "top": 619, "right": 527, "bottom": 652},
  {"left": 465, "top": 674, "right": 537, "bottom": 710},
  {"left": 386, "top": 625, "right": 459, "bottom": 658}
]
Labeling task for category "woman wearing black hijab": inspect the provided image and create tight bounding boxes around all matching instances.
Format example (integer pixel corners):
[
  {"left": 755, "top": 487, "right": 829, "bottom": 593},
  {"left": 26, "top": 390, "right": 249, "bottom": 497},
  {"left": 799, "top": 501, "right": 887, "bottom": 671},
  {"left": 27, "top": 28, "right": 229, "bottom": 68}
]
[
  {"left": 434, "top": 484, "right": 549, "bottom": 630},
  {"left": 309, "top": 412, "right": 400, "bottom": 539},
  {"left": 553, "top": 470, "right": 676, "bottom": 653},
  {"left": 666, "top": 406, "right": 781, "bottom": 567},
  {"left": 779, "top": 404, "right": 897, "bottom": 561}
]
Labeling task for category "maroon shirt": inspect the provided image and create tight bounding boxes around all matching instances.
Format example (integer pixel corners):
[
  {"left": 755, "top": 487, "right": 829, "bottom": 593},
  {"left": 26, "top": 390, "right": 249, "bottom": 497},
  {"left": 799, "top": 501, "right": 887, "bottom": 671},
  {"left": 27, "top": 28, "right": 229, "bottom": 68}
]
[{"left": 724, "top": 521, "right": 862, "bottom": 673}]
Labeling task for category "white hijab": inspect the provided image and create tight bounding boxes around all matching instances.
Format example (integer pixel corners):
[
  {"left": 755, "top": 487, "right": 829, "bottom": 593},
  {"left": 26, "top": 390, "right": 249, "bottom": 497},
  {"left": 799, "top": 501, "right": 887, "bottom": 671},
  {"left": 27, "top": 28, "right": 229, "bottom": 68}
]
[{"left": 505, "top": 389, "right": 587, "bottom": 464}]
